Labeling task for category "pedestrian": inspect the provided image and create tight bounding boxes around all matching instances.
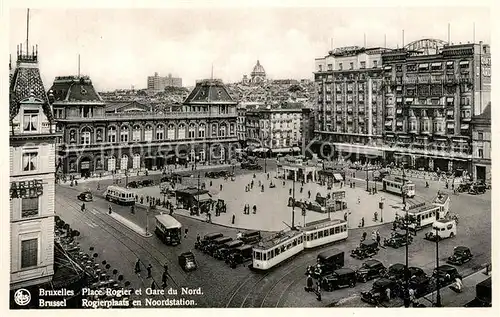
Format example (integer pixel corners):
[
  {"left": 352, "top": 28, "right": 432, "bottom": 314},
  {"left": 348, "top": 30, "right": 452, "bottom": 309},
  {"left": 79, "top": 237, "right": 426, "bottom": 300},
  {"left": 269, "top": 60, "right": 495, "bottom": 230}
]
[
  {"left": 184, "top": 228, "right": 188, "bottom": 239},
  {"left": 300, "top": 186, "right": 303, "bottom": 193},
  {"left": 81, "top": 203, "right": 86, "bottom": 212},
  {"left": 283, "top": 180, "right": 285, "bottom": 186},
  {"left": 305, "top": 274, "right": 314, "bottom": 292},
  {"left": 220, "top": 184, "right": 223, "bottom": 191},
  {"left": 315, "top": 280, "right": 322, "bottom": 301},
  {"left": 357, "top": 197, "right": 361, "bottom": 204},
  {"left": 344, "top": 212, "right": 348, "bottom": 221},
  {"left": 108, "top": 205, "right": 112, "bottom": 214},
  {"left": 385, "top": 287, "right": 391, "bottom": 301},
  {"left": 237, "top": 231, "right": 243, "bottom": 239},
  {"left": 361, "top": 232, "right": 367, "bottom": 242},
  {"left": 196, "top": 234, "right": 201, "bottom": 244},
  {"left": 361, "top": 217, "right": 365, "bottom": 227},
  {"left": 371, "top": 231, "right": 377, "bottom": 241},
  {"left": 162, "top": 270, "right": 168, "bottom": 288},
  {"left": 151, "top": 280, "right": 157, "bottom": 290},
  {"left": 134, "top": 258, "right": 141, "bottom": 273},
  {"left": 131, "top": 205, "right": 135, "bottom": 214},
  {"left": 147, "top": 264, "right": 153, "bottom": 278},
  {"left": 232, "top": 214, "right": 235, "bottom": 224},
  {"left": 253, "top": 205, "right": 257, "bottom": 214},
  {"left": 308, "top": 190, "right": 311, "bottom": 199},
  {"left": 267, "top": 173, "right": 269, "bottom": 180},
  {"left": 289, "top": 188, "right": 292, "bottom": 195},
  {"left": 210, "top": 180, "right": 213, "bottom": 187},
  {"left": 377, "top": 232, "right": 384, "bottom": 248}
]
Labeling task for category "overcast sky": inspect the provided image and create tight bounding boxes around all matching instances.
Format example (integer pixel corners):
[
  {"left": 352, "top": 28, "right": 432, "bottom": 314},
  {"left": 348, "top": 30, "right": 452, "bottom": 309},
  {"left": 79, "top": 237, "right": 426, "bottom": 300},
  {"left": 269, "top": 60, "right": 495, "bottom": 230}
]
[{"left": 9, "top": 6, "right": 491, "bottom": 91}]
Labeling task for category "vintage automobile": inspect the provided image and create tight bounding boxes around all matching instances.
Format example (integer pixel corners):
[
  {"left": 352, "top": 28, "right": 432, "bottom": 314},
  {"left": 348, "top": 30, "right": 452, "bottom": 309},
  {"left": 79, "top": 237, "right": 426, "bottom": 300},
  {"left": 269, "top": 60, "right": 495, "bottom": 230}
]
[
  {"left": 321, "top": 268, "right": 357, "bottom": 291},
  {"left": 241, "top": 162, "right": 262, "bottom": 170},
  {"left": 226, "top": 245, "right": 253, "bottom": 268},
  {"left": 432, "top": 265, "right": 461, "bottom": 286},
  {"left": 306, "top": 249, "right": 344, "bottom": 278},
  {"left": 178, "top": 252, "right": 197, "bottom": 272},
  {"left": 204, "top": 236, "right": 233, "bottom": 255},
  {"left": 213, "top": 240, "right": 244, "bottom": 260},
  {"left": 356, "top": 259, "right": 387, "bottom": 283},
  {"left": 350, "top": 240, "right": 379, "bottom": 260},
  {"left": 77, "top": 191, "right": 93, "bottom": 202},
  {"left": 384, "top": 230, "right": 413, "bottom": 248},
  {"left": 205, "top": 170, "right": 233, "bottom": 179},
  {"left": 384, "top": 263, "right": 406, "bottom": 281},
  {"left": 140, "top": 179, "right": 154, "bottom": 187},
  {"left": 446, "top": 246, "right": 473, "bottom": 265},
  {"left": 469, "top": 183, "right": 486, "bottom": 195},
  {"left": 240, "top": 231, "right": 262, "bottom": 245},
  {"left": 195, "top": 232, "right": 224, "bottom": 250},
  {"left": 360, "top": 278, "right": 401, "bottom": 305},
  {"left": 424, "top": 219, "right": 457, "bottom": 241},
  {"left": 127, "top": 181, "right": 140, "bottom": 188},
  {"left": 409, "top": 268, "right": 431, "bottom": 297}
]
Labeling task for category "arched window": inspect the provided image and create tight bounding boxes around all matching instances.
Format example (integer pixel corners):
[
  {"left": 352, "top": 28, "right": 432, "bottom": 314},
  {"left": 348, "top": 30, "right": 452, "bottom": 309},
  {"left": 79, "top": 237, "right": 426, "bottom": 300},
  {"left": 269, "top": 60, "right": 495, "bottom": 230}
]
[
  {"left": 200, "top": 149, "right": 206, "bottom": 162},
  {"left": 80, "top": 127, "right": 92, "bottom": 145},
  {"left": 178, "top": 124, "right": 186, "bottom": 139},
  {"left": 219, "top": 124, "right": 226, "bottom": 137},
  {"left": 156, "top": 124, "right": 164, "bottom": 140},
  {"left": 132, "top": 153, "right": 141, "bottom": 169},
  {"left": 167, "top": 124, "right": 175, "bottom": 140},
  {"left": 108, "top": 126, "right": 117, "bottom": 143},
  {"left": 144, "top": 125, "right": 152, "bottom": 142},
  {"left": 132, "top": 125, "right": 141, "bottom": 142},
  {"left": 120, "top": 154, "right": 128, "bottom": 170},
  {"left": 229, "top": 123, "right": 235, "bottom": 136},
  {"left": 107, "top": 156, "right": 116, "bottom": 171},
  {"left": 96, "top": 128, "right": 103, "bottom": 143},
  {"left": 188, "top": 124, "right": 196, "bottom": 138},
  {"left": 69, "top": 129, "right": 77, "bottom": 143},
  {"left": 190, "top": 149, "right": 196, "bottom": 162},
  {"left": 120, "top": 126, "right": 129, "bottom": 143},
  {"left": 212, "top": 123, "right": 218, "bottom": 137},
  {"left": 198, "top": 124, "right": 206, "bottom": 138}
]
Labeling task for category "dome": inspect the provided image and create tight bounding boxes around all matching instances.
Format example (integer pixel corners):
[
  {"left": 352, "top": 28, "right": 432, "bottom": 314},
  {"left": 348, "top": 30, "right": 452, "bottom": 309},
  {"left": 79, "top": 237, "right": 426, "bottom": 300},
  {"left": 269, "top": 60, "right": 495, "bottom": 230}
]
[{"left": 251, "top": 60, "right": 266, "bottom": 76}]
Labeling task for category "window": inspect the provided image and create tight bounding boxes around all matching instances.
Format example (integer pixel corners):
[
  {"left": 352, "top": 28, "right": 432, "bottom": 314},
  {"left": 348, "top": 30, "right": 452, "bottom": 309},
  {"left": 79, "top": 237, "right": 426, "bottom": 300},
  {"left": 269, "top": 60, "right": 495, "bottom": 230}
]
[
  {"left": 132, "top": 126, "right": 141, "bottom": 142},
  {"left": 23, "top": 152, "right": 37, "bottom": 171},
  {"left": 318, "top": 65, "right": 323, "bottom": 72},
  {"left": 373, "top": 60, "right": 378, "bottom": 68},
  {"left": 23, "top": 110, "right": 38, "bottom": 132},
  {"left": 230, "top": 123, "right": 235, "bottom": 135},
  {"left": 96, "top": 128, "right": 103, "bottom": 142},
  {"left": 108, "top": 126, "right": 117, "bottom": 143},
  {"left": 80, "top": 128, "right": 91, "bottom": 144},
  {"left": 120, "top": 126, "right": 129, "bottom": 143},
  {"left": 478, "top": 148, "right": 484, "bottom": 158},
  {"left": 198, "top": 124, "right": 206, "bottom": 138},
  {"left": 21, "top": 197, "right": 39, "bottom": 218},
  {"left": 338, "top": 63, "right": 343, "bottom": 70},
  {"left": 478, "top": 132, "right": 483, "bottom": 140},
  {"left": 21, "top": 238, "right": 38, "bottom": 268},
  {"left": 188, "top": 124, "right": 196, "bottom": 138},
  {"left": 178, "top": 124, "right": 186, "bottom": 139},
  {"left": 349, "top": 62, "right": 354, "bottom": 70},
  {"left": 167, "top": 124, "right": 175, "bottom": 140},
  {"left": 360, "top": 61, "right": 366, "bottom": 69},
  {"left": 327, "top": 64, "right": 333, "bottom": 71},
  {"left": 144, "top": 125, "right": 152, "bottom": 142},
  {"left": 156, "top": 125, "right": 164, "bottom": 140}
]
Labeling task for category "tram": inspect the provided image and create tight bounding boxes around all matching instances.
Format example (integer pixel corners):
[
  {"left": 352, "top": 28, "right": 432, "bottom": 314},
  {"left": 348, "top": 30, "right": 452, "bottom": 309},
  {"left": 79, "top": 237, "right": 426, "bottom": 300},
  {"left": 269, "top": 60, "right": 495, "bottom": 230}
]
[
  {"left": 382, "top": 176, "right": 416, "bottom": 198},
  {"left": 301, "top": 219, "right": 348, "bottom": 249},
  {"left": 105, "top": 186, "right": 136, "bottom": 206},
  {"left": 251, "top": 218, "right": 349, "bottom": 271},
  {"left": 252, "top": 231, "right": 304, "bottom": 270},
  {"left": 406, "top": 204, "right": 448, "bottom": 231},
  {"left": 155, "top": 214, "right": 182, "bottom": 245}
]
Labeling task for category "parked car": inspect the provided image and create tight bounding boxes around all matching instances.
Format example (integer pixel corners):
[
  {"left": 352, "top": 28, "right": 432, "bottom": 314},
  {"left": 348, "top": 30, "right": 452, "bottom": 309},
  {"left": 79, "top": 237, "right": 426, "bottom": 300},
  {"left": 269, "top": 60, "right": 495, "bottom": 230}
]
[
  {"left": 140, "top": 179, "right": 154, "bottom": 187},
  {"left": 306, "top": 249, "right": 345, "bottom": 278},
  {"left": 240, "top": 231, "right": 262, "bottom": 245},
  {"left": 77, "top": 191, "right": 93, "bottom": 202},
  {"left": 351, "top": 240, "right": 379, "bottom": 260},
  {"left": 213, "top": 240, "right": 244, "bottom": 260},
  {"left": 384, "top": 263, "right": 406, "bottom": 281},
  {"left": 360, "top": 278, "right": 401, "bottom": 305},
  {"left": 409, "top": 268, "right": 431, "bottom": 297},
  {"left": 446, "top": 246, "right": 473, "bottom": 266},
  {"left": 432, "top": 265, "right": 461, "bottom": 286},
  {"left": 127, "top": 181, "right": 140, "bottom": 188},
  {"left": 384, "top": 230, "right": 413, "bottom": 248},
  {"left": 321, "top": 268, "right": 356, "bottom": 291},
  {"left": 178, "top": 252, "right": 197, "bottom": 271},
  {"left": 356, "top": 259, "right": 386, "bottom": 283},
  {"left": 241, "top": 162, "right": 262, "bottom": 170},
  {"left": 469, "top": 183, "right": 486, "bottom": 195},
  {"left": 195, "top": 232, "right": 224, "bottom": 250},
  {"left": 226, "top": 244, "right": 253, "bottom": 268},
  {"left": 204, "top": 236, "right": 233, "bottom": 255}
]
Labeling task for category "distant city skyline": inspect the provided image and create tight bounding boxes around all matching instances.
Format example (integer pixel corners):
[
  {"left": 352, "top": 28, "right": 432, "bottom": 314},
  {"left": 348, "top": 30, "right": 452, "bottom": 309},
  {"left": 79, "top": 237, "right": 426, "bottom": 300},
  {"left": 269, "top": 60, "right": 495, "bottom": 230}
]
[{"left": 9, "top": 7, "right": 491, "bottom": 91}]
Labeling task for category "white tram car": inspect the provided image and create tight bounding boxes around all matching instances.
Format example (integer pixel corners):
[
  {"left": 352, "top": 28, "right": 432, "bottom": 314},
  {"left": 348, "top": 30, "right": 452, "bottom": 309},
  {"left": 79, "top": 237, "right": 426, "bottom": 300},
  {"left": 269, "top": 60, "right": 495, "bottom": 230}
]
[
  {"left": 382, "top": 176, "right": 416, "bottom": 198},
  {"left": 407, "top": 204, "right": 449, "bottom": 229},
  {"left": 251, "top": 218, "right": 349, "bottom": 271},
  {"left": 302, "top": 218, "right": 348, "bottom": 249}
]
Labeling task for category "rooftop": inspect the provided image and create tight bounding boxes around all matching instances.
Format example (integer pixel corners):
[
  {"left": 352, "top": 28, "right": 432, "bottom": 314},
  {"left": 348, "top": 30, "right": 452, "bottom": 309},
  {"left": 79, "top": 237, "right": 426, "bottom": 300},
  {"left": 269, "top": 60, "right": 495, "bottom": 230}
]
[
  {"left": 49, "top": 75, "right": 104, "bottom": 103},
  {"left": 183, "top": 79, "right": 236, "bottom": 104}
]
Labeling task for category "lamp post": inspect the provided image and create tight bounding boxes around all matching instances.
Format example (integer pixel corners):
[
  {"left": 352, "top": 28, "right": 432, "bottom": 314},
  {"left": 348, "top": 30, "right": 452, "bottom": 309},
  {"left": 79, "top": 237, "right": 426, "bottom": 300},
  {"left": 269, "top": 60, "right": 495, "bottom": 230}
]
[
  {"left": 197, "top": 172, "right": 201, "bottom": 213},
  {"left": 125, "top": 170, "right": 128, "bottom": 187},
  {"left": 291, "top": 175, "right": 296, "bottom": 230},
  {"left": 264, "top": 149, "right": 267, "bottom": 173},
  {"left": 402, "top": 164, "right": 410, "bottom": 308},
  {"left": 366, "top": 162, "right": 369, "bottom": 192},
  {"left": 435, "top": 226, "right": 442, "bottom": 307},
  {"left": 145, "top": 206, "right": 149, "bottom": 235}
]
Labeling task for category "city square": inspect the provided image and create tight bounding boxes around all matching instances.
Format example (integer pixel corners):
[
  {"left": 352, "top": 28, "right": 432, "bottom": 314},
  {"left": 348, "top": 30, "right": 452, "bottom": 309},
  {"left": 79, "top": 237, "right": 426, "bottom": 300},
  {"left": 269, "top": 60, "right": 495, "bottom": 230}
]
[{"left": 7, "top": 6, "right": 492, "bottom": 311}]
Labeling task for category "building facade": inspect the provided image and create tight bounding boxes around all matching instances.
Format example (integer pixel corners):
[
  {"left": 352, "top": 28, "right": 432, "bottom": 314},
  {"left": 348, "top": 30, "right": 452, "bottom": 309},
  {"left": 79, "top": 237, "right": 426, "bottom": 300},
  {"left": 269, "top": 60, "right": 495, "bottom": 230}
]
[
  {"left": 9, "top": 47, "right": 58, "bottom": 289},
  {"left": 51, "top": 78, "right": 238, "bottom": 177},
  {"left": 314, "top": 46, "right": 387, "bottom": 160},
  {"left": 471, "top": 102, "right": 491, "bottom": 182},
  {"left": 245, "top": 103, "right": 303, "bottom": 155},
  {"left": 381, "top": 40, "right": 491, "bottom": 172},
  {"left": 147, "top": 72, "right": 183, "bottom": 91},
  {"left": 237, "top": 105, "right": 247, "bottom": 144}
]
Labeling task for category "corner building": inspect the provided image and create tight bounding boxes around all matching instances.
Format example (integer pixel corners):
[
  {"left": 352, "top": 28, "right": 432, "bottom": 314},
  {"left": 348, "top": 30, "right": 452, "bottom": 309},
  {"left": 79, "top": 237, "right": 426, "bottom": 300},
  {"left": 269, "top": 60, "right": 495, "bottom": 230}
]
[
  {"left": 51, "top": 78, "right": 238, "bottom": 177},
  {"left": 381, "top": 40, "right": 491, "bottom": 172},
  {"left": 314, "top": 46, "right": 386, "bottom": 161},
  {"left": 9, "top": 47, "right": 58, "bottom": 289}
]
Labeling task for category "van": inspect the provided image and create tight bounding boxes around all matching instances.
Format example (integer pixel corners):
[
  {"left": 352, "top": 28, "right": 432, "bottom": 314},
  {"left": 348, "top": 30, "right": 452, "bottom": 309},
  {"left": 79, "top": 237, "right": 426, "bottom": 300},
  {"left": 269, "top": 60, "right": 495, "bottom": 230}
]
[{"left": 425, "top": 219, "right": 456, "bottom": 241}]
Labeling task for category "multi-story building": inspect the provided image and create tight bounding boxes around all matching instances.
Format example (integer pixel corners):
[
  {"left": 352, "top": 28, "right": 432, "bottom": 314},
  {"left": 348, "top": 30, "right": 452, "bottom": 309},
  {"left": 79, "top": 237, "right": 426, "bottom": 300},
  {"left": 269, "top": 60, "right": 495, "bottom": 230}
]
[
  {"left": 51, "top": 78, "right": 238, "bottom": 177},
  {"left": 237, "top": 105, "right": 247, "bottom": 145},
  {"left": 381, "top": 39, "right": 491, "bottom": 172},
  {"left": 314, "top": 46, "right": 387, "bottom": 161},
  {"left": 301, "top": 106, "right": 315, "bottom": 156},
  {"left": 147, "top": 72, "right": 183, "bottom": 91},
  {"left": 471, "top": 102, "right": 491, "bottom": 182},
  {"left": 9, "top": 46, "right": 58, "bottom": 289},
  {"left": 245, "top": 103, "right": 303, "bottom": 155}
]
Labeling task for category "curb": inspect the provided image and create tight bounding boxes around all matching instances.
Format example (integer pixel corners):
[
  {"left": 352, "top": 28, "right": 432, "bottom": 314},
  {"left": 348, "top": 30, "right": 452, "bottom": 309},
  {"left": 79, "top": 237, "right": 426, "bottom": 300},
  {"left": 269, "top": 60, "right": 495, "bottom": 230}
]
[{"left": 108, "top": 211, "right": 153, "bottom": 238}]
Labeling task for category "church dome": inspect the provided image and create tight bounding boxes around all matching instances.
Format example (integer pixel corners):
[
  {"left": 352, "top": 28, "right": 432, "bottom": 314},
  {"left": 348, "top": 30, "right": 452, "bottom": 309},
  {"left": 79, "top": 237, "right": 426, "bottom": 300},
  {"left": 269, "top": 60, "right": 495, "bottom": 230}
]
[{"left": 251, "top": 60, "right": 266, "bottom": 76}]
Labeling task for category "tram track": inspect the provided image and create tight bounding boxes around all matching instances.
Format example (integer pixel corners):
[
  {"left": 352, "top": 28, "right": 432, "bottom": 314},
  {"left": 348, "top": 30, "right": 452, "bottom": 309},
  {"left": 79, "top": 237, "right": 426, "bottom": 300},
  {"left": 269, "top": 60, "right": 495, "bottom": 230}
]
[{"left": 56, "top": 186, "right": 210, "bottom": 306}]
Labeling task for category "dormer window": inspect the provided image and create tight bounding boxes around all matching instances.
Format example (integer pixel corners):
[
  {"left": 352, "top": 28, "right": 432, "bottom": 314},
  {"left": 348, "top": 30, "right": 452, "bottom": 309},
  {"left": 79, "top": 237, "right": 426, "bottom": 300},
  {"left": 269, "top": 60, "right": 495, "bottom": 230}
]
[
  {"left": 81, "top": 87, "right": 88, "bottom": 95},
  {"left": 23, "top": 110, "right": 39, "bottom": 132}
]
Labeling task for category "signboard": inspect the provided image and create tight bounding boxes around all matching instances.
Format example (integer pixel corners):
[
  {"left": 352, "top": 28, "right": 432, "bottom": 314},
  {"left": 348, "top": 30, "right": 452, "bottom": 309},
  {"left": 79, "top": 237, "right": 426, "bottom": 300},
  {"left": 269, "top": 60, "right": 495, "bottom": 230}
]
[
  {"left": 10, "top": 180, "right": 43, "bottom": 199},
  {"left": 333, "top": 46, "right": 362, "bottom": 55},
  {"left": 81, "top": 162, "right": 90, "bottom": 169},
  {"left": 332, "top": 191, "right": 345, "bottom": 200}
]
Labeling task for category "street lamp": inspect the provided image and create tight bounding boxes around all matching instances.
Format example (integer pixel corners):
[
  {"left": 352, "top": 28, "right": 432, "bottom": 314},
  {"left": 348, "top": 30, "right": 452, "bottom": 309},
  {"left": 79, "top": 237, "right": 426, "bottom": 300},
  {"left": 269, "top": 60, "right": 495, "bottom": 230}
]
[
  {"left": 435, "top": 226, "right": 442, "bottom": 307},
  {"left": 291, "top": 175, "right": 296, "bottom": 230},
  {"left": 366, "top": 161, "right": 369, "bottom": 192}
]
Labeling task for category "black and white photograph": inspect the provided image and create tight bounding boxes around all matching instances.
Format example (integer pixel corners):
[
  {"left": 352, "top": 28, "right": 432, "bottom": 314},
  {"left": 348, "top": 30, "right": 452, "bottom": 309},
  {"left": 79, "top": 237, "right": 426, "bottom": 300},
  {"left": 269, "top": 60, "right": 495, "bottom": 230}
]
[{"left": 4, "top": 0, "right": 495, "bottom": 311}]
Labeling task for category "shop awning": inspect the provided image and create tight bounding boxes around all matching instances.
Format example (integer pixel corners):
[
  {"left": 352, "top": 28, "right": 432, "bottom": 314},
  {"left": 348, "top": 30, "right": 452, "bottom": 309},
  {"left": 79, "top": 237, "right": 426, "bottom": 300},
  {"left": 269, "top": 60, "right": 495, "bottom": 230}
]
[
  {"left": 333, "top": 173, "right": 344, "bottom": 181},
  {"left": 453, "top": 138, "right": 468, "bottom": 143},
  {"left": 459, "top": 61, "right": 470, "bottom": 65},
  {"left": 447, "top": 110, "right": 454, "bottom": 116}
]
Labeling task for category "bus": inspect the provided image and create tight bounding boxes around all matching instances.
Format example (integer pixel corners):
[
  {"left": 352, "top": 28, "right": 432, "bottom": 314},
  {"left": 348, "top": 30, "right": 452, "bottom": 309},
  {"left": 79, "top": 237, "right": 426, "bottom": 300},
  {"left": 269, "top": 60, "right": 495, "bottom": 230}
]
[
  {"left": 382, "top": 176, "right": 416, "bottom": 198},
  {"left": 105, "top": 186, "right": 136, "bottom": 206},
  {"left": 155, "top": 214, "right": 182, "bottom": 245},
  {"left": 252, "top": 231, "right": 304, "bottom": 270},
  {"left": 301, "top": 218, "right": 348, "bottom": 249}
]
